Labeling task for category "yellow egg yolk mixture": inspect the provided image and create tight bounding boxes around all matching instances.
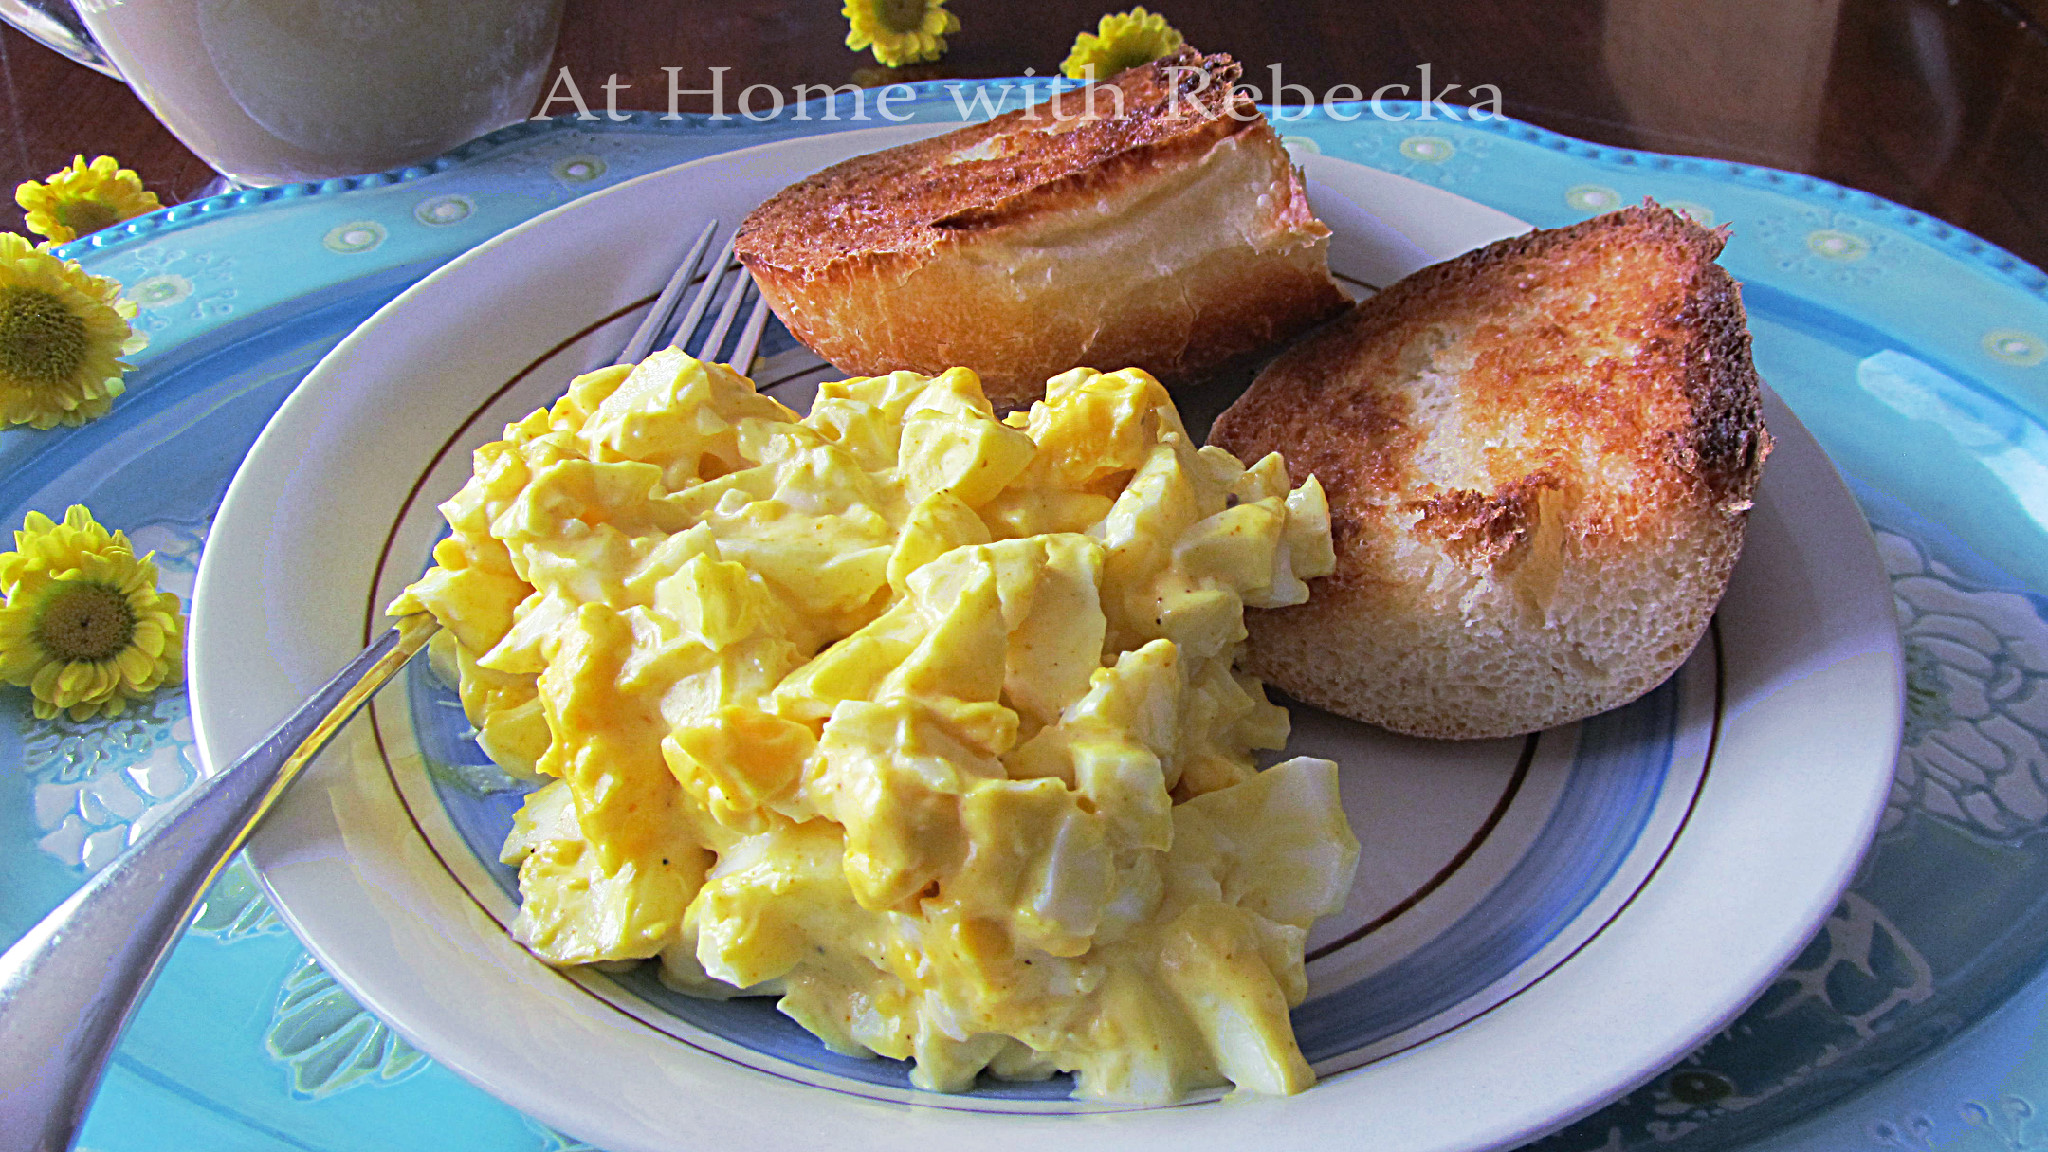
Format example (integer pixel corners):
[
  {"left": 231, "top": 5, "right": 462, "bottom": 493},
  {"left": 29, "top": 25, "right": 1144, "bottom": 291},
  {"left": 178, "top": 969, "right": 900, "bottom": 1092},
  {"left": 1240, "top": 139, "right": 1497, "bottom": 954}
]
[{"left": 391, "top": 353, "right": 1359, "bottom": 1102}]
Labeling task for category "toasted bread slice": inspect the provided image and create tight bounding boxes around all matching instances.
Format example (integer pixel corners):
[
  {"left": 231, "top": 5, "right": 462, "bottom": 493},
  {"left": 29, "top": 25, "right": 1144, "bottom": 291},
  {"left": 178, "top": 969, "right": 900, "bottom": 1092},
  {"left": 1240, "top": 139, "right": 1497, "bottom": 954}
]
[
  {"left": 734, "top": 48, "right": 1348, "bottom": 407},
  {"left": 1208, "top": 204, "right": 1770, "bottom": 739}
]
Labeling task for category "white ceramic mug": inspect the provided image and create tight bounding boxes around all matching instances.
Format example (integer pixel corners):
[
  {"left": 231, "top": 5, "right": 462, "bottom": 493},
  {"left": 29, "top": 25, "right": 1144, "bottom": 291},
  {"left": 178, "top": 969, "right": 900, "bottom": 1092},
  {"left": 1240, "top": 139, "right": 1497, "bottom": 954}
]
[{"left": 3, "top": 0, "right": 566, "bottom": 185}]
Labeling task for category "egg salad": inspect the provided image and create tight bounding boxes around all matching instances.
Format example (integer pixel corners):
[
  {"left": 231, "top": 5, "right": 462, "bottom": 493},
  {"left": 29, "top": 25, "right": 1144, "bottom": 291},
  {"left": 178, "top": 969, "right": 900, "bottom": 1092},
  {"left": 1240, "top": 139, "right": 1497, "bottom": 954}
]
[{"left": 391, "top": 353, "right": 1360, "bottom": 1102}]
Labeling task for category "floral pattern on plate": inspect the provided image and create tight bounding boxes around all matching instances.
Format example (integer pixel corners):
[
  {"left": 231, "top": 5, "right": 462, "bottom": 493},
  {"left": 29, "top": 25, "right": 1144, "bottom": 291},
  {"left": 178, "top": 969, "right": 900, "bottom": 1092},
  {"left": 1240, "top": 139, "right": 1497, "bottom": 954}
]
[
  {"left": 1884, "top": 530, "right": 2048, "bottom": 841},
  {"left": 267, "top": 954, "right": 428, "bottom": 1099}
]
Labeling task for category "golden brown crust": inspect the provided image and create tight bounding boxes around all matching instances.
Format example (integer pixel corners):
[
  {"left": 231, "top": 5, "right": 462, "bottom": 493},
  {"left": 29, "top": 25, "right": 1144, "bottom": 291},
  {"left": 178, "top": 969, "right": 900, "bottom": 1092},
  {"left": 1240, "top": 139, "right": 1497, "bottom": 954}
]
[
  {"left": 734, "top": 48, "right": 1349, "bottom": 405},
  {"left": 737, "top": 49, "right": 1258, "bottom": 264},
  {"left": 1209, "top": 203, "right": 1771, "bottom": 739}
]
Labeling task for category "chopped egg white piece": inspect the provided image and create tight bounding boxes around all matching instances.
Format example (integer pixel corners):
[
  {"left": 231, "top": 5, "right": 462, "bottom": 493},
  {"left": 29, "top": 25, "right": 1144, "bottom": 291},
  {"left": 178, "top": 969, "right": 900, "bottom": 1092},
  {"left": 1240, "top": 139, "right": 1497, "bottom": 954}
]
[{"left": 392, "top": 355, "right": 1356, "bottom": 1102}]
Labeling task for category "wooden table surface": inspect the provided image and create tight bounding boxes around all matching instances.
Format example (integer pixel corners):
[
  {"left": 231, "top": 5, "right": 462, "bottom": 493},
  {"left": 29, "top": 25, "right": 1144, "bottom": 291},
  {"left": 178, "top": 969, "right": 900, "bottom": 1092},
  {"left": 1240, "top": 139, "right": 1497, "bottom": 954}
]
[{"left": 1, "top": 0, "right": 2043, "bottom": 269}]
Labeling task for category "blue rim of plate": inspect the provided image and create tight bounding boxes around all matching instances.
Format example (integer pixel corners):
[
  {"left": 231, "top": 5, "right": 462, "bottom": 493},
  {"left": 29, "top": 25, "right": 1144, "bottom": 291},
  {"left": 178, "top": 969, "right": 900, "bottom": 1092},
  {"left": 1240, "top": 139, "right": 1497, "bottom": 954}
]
[
  {"left": 47, "top": 91, "right": 2048, "bottom": 307},
  {"left": 1, "top": 87, "right": 2042, "bottom": 1150}
]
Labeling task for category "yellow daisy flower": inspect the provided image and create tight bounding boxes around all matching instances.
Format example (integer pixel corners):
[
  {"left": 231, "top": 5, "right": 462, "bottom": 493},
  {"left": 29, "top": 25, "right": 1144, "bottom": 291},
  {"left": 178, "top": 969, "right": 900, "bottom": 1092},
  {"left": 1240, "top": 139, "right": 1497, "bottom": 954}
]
[
  {"left": 16, "top": 155, "right": 162, "bottom": 246},
  {"left": 0, "top": 505, "right": 183, "bottom": 723},
  {"left": 0, "top": 232, "right": 146, "bottom": 430},
  {"left": 844, "top": 0, "right": 958, "bottom": 67},
  {"left": 1062, "top": 7, "right": 1184, "bottom": 80}
]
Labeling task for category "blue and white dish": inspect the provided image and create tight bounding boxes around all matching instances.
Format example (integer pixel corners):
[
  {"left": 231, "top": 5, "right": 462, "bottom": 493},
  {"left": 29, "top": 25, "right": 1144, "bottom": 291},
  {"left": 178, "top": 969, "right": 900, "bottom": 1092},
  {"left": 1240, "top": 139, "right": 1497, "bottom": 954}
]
[
  {"left": 6, "top": 84, "right": 2043, "bottom": 1151},
  {"left": 184, "top": 125, "right": 1900, "bottom": 1151}
]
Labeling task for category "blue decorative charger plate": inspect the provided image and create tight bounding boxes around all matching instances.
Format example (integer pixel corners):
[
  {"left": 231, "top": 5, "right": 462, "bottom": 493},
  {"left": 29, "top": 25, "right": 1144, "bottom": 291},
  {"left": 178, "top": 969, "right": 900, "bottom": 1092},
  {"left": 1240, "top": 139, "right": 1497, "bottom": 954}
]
[{"left": 5, "top": 85, "right": 2047, "bottom": 1151}]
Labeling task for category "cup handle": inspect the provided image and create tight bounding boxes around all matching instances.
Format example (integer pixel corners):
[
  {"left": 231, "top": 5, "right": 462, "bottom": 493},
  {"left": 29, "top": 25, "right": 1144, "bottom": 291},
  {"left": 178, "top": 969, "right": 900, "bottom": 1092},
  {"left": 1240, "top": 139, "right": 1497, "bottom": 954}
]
[{"left": 0, "top": 0, "right": 118, "bottom": 79}]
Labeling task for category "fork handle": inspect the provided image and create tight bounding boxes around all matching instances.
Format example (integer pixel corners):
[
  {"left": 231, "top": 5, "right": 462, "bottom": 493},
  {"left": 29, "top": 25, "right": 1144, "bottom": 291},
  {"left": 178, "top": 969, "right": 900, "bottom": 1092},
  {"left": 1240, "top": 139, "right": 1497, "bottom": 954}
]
[{"left": 0, "top": 614, "right": 438, "bottom": 1152}]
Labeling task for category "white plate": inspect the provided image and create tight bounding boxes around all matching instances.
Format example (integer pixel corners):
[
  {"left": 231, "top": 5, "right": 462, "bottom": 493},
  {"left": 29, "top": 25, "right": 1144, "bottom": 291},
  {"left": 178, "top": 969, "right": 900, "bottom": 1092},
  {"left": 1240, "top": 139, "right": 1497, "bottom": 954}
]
[{"left": 189, "top": 125, "right": 1903, "bottom": 1152}]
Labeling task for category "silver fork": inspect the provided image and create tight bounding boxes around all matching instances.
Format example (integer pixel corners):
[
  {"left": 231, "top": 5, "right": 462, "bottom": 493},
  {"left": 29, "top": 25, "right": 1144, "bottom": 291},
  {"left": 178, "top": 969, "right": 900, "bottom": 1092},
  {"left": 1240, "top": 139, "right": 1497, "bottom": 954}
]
[
  {"left": 617, "top": 219, "right": 773, "bottom": 370},
  {"left": 0, "top": 222, "right": 770, "bottom": 1152}
]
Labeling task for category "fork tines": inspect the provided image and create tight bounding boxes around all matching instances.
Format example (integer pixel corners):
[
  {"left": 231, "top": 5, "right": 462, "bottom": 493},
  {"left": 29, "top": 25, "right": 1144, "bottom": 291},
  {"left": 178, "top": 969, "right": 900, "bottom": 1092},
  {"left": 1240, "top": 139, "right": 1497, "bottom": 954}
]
[{"left": 613, "top": 220, "right": 773, "bottom": 374}]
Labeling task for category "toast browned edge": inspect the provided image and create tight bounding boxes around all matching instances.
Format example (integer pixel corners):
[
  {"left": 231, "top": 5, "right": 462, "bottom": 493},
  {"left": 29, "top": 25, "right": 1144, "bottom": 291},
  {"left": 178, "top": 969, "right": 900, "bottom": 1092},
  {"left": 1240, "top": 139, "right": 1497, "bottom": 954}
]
[
  {"left": 733, "top": 47, "right": 1316, "bottom": 278},
  {"left": 1210, "top": 203, "right": 1772, "bottom": 590}
]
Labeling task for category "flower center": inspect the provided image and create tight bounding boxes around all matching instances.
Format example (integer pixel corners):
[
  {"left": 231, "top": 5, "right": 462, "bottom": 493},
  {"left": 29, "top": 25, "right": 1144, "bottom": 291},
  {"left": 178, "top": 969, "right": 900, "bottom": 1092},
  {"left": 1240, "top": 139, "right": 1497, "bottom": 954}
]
[
  {"left": 0, "top": 285, "right": 91, "bottom": 389},
  {"left": 33, "top": 578, "right": 136, "bottom": 663},
  {"left": 1101, "top": 46, "right": 1155, "bottom": 74},
  {"left": 879, "top": 0, "right": 926, "bottom": 33},
  {"left": 55, "top": 199, "right": 121, "bottom": 237}
]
